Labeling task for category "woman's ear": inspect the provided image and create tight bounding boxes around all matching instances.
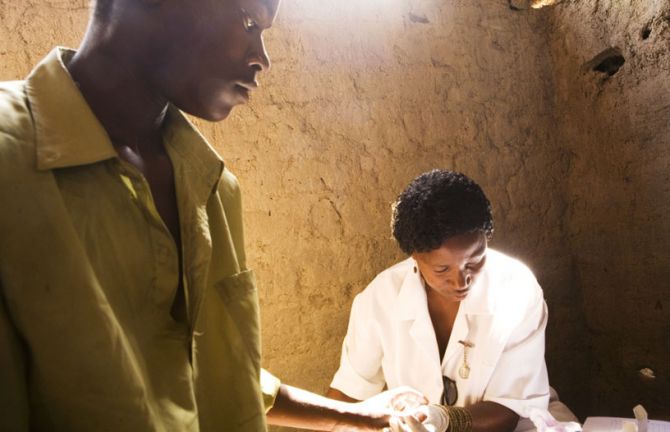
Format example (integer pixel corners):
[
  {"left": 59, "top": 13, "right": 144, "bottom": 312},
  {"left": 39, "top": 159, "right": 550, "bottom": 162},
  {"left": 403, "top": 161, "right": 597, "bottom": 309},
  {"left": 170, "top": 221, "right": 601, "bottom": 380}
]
[{"left": 410, "top": 254, "right": 419, "bottom": 273}]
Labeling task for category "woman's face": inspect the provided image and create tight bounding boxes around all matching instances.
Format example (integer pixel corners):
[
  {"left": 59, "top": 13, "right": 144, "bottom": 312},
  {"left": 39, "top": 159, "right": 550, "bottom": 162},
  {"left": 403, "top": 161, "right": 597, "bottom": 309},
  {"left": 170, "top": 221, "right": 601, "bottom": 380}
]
[{"left": 412, "top": 231, "right": 488, "bottom": 303}]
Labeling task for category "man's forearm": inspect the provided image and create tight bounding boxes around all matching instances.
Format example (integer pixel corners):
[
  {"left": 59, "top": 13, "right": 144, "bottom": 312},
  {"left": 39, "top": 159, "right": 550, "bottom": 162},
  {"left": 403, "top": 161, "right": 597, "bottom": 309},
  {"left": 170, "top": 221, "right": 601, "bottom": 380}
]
[{"left": 326, "top": 386, "right": 361, "bottom": 403}]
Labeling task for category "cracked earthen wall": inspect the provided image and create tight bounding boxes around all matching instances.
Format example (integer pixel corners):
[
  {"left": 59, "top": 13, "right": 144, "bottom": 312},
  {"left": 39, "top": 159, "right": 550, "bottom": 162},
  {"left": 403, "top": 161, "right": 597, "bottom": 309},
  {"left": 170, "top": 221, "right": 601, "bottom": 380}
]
[
  {"left": 546, "top": 0, "right": 670, "bottom": 419},
  {"left": 1, "top": 0, "right": 667, "bottom": 426}
]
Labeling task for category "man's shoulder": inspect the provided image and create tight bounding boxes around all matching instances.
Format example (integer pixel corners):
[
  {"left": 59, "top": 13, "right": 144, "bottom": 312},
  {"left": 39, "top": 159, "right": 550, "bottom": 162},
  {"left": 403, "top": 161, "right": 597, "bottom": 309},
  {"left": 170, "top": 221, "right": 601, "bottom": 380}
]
[
  {"left": 0, "top": 80, "right": 37, "bottom": 178},
  {"left": 0, "top": 80, "right": 34, "bottom": 142}
]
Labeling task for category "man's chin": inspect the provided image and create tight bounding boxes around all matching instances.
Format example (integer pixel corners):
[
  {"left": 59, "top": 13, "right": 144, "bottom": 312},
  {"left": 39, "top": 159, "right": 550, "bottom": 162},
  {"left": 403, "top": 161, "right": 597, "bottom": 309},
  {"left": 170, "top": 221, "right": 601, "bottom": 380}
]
[
  {"left": 171, "top": 92, "right": 238, "bottom": 122},
  {"left": 186, "top": 104, "right": 234, "bottom": 122},
  {"left": 204, "top": 107, "right": 233, "bottom": 122}
]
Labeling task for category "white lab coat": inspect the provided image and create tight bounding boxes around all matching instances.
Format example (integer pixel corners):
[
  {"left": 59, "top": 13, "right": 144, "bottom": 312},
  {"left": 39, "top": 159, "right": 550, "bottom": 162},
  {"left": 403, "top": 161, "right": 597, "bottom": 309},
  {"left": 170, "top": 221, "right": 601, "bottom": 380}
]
[{"left": 331, "top": 249, "right": 550, "bottom": 429}]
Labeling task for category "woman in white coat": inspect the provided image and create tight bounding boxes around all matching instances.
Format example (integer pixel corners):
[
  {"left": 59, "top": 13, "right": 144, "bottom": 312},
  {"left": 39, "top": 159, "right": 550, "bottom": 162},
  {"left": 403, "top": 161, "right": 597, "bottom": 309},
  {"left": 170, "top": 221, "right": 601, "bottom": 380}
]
[{"left": 327, "top": 170, "right": 551, "bottom": 432}]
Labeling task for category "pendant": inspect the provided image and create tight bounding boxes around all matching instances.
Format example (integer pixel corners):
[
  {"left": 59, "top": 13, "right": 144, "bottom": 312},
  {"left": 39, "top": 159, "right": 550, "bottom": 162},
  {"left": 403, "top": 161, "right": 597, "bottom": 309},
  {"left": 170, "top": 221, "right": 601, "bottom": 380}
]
[
  {"left": 459, "top": 363, "right": 470, "bottom": 379},
  {"left": 457, "top": 340, "right": 474, "bottom": 380}
]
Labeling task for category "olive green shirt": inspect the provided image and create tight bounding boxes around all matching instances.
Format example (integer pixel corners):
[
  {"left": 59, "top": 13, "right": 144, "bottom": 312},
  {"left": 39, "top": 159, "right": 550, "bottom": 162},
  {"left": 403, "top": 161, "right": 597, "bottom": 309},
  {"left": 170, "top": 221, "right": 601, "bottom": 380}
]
[{"left": 0, "top": 47, "right": 280, "bottom": 431}]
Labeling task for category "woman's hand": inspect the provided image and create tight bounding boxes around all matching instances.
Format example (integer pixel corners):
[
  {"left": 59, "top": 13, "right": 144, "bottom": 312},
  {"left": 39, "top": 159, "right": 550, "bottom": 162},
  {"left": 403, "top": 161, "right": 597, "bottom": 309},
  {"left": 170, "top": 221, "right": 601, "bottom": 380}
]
[
  {"left": 331, "top": 387, "right": 429, "bottom": 431},
  {"left": 387, "top": 415, "right": 436, "bottom": 432},
  {"left": 358, "top": 386, "right": 428, "bottom": 413},
  {"left": 385, "top": 405, "right": 450, "bottom": 432}
]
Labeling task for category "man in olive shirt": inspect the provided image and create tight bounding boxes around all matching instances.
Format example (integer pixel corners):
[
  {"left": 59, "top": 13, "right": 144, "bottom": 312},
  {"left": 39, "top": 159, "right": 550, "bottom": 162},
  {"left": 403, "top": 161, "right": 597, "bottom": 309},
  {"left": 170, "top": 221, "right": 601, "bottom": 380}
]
[{"left": 0, "top": 0, "right": 423, "bottom": 430}]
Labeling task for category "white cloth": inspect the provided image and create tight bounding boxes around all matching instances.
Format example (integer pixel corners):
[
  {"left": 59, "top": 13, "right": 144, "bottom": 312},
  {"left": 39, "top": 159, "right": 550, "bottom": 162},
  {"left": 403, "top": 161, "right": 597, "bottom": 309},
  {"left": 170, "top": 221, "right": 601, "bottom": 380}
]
[
  {"left": 331, "top": 249, "right": 550, "bottom": 429},
  {"left": 528, "top": 408, "right": 582, "bottom": 432}
]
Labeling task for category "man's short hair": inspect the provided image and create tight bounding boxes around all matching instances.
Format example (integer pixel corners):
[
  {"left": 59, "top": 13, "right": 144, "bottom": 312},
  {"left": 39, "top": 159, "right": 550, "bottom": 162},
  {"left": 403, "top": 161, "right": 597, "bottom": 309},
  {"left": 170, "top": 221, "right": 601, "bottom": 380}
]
[{"left": 391, "top": 169, "right": 494, "bottom": 255}]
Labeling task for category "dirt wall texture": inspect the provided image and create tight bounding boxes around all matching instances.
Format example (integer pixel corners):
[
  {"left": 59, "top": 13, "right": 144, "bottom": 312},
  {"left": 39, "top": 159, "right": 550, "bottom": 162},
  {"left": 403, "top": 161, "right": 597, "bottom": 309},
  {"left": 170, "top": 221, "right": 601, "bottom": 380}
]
[
  {"left": 207, "top": 1, "right": 582, "bottom": 426},
  {"left": 0, "top": 0, "right": 667, "bottom": 427},
  {"left": 547, "top": 0, "right": 670, "bottom": 419}
]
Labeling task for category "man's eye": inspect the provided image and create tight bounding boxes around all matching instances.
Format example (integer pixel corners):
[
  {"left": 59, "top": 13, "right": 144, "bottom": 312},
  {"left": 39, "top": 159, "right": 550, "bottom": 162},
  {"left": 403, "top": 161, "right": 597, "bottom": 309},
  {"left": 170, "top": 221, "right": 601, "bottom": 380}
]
[
  {"left": 435, "top": 267, "right": 449, "bottom": 274},
  {"left": 242, "top": 14, "right": 258, "bottom": 31}
]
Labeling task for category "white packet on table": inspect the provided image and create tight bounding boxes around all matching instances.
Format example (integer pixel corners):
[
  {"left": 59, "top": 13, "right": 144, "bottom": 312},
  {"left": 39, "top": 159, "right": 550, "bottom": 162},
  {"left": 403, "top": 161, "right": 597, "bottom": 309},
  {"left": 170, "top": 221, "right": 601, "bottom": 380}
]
[{"left": 529, "top": 407, "right": 583, "bottom": 432}]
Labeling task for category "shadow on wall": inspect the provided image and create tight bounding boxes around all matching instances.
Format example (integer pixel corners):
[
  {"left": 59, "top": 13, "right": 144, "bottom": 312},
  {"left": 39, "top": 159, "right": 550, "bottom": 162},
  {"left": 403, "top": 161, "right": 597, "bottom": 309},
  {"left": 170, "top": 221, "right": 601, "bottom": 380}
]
[{"left": 546, "top": 0, "right": 670, "bottom": 421}]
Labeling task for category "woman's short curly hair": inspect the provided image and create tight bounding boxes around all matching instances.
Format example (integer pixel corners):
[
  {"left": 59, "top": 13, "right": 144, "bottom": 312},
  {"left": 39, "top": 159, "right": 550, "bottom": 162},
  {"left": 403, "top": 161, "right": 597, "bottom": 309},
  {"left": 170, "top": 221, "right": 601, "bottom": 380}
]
[{"left": 391, "top": 169, "right": 494, "bottom": 255}]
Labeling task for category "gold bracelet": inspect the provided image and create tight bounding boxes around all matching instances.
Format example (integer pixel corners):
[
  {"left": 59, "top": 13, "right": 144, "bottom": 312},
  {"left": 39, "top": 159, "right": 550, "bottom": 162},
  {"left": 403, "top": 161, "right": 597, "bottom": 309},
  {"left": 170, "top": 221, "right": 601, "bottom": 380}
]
[{"left": 439, "top": 406, "right": 473, "bottom": 432}]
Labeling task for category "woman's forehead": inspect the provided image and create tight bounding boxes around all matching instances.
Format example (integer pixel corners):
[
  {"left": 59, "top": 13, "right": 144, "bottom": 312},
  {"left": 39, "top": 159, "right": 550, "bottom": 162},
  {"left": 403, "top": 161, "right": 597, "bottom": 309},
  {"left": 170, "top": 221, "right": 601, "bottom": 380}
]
[{"left": 422, "top": 233, "right": 487, "bottom": 264}]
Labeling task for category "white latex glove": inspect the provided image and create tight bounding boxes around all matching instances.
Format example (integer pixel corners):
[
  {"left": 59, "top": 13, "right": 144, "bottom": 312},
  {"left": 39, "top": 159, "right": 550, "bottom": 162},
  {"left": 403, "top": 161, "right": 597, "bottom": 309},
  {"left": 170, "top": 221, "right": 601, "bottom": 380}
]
[
  {"left": 415, "top": 405, "right": 449, "bottom": 432},
  {"left": 387, "top": 416, "right": 432, "bottom": 432},
  {"left": 529, "top": 408, "right": 582, "bottom": 432},
  {"left": 359, "top": 386, "right": 428, "bottom": 414},
  {"left": 385, "top": 405, "right": 449, "bottom": 432}
]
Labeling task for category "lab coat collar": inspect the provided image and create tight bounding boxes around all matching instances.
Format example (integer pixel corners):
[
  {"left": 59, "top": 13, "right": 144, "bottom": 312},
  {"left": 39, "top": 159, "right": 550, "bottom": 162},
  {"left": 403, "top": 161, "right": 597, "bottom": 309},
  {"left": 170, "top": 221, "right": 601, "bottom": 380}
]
[
  {"left": 395, "top": 258, "right": 497, "bottom": 381},
  {"left": 397, "top": 258, "right": 428, "bottom": 321},
  {"left": 394, "top": 259, "right": 441, "bottom": 383}
]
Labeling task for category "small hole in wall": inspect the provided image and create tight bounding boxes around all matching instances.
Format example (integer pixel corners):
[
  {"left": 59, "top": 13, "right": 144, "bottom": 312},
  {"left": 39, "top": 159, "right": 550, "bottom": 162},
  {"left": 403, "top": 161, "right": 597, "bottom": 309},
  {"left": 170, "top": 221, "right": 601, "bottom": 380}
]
[
  {"left": 641, "top": 25, "right": 652, "bottom": 40},
  {"left": 585, "top": 47, "right": 626, "bottom": 77},
  {"left": 408, "top": 13, "right": 430, "bottom": 24},
  {"left": 594, "top": 54, "right": 625, "bottom": 75}
]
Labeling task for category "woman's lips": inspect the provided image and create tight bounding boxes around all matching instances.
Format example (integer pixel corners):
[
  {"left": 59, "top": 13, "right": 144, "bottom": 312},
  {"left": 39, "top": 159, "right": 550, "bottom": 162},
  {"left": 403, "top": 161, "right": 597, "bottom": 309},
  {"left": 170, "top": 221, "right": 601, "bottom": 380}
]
[{"left": 453, "top": 288, "right": 470, "bottom": 299}]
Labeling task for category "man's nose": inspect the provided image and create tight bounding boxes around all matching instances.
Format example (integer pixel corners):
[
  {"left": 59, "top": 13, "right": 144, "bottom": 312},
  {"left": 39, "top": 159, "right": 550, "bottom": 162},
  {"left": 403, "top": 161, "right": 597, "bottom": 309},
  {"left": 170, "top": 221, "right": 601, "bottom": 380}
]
[{"left": 248, "top": 35, "right": 270, "bottom": 72}]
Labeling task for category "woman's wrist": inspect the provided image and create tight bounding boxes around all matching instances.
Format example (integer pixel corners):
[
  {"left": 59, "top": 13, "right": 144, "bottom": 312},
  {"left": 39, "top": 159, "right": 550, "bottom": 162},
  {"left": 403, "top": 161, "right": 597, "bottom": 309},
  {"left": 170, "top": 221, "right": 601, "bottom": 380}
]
[{"left": 440, "top": 406, "right": 472, "bottom": 432}]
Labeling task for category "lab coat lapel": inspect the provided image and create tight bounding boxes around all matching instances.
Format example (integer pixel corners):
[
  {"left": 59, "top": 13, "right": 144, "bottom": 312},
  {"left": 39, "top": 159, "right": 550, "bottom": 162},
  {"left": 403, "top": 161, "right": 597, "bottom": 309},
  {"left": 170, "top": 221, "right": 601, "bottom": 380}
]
[
  {"left": 450, "top": 274, "right": 499, "bottom": 403},
  {"left": 397, "top": 261, "right": 444, "bottom": 402},
  {"left": 456, "top": 313, "right": 498, "bottom": 404}
]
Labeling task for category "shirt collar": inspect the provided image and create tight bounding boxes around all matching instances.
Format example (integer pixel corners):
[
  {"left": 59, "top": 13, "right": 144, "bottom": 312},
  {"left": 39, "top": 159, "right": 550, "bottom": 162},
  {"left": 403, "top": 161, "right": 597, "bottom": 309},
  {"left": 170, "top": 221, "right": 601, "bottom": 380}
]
[
  {"left": 162, "top": 105, "right": 224, "bottom": 192},
  {"left": 25, "top": 47, "right": 224, "bottom": 181},
  {"left": 26, "top": 47, "right": 117, "bottom": 171}
]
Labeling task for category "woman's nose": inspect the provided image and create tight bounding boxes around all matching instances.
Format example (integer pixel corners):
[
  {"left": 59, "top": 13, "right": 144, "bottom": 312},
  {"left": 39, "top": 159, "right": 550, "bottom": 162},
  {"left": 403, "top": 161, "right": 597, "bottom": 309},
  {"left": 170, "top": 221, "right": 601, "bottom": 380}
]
[{"left": 457, "top": 271, "right": 473, "bottom": 289}]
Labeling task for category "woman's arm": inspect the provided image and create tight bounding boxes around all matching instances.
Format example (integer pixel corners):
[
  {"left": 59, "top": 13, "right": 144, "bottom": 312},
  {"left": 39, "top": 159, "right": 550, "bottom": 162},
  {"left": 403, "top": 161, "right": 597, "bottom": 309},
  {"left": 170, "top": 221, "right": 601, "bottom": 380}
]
[
  {"left": 466, "top": 401, "right": 519, "bottom": 432},
  {"left": 391, "top": 400, "right": 518, "bottom": 432}
]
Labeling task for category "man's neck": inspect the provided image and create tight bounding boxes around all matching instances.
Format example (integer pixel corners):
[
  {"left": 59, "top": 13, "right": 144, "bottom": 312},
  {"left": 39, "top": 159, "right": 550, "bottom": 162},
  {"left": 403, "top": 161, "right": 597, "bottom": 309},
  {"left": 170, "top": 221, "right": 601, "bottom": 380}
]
[{"left": 67, "top": 42, "right": 168, "bottom": 153}]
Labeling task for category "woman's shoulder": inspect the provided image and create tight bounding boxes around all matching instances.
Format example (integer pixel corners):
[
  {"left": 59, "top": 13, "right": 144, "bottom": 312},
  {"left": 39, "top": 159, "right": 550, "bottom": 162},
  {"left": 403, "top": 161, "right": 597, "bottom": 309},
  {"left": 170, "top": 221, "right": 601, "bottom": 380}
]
[
  {"left": 367, "top": 257, "right": 414, "bottom": 293},
  {"left": 483, "top": 249, "right": 544, "bottom": 308},
  {"left": 486, "top": 249, "right": 539, "bottom": 286},
  {"left": 353, "top": 258, "right": 414, "bottom": 310}
]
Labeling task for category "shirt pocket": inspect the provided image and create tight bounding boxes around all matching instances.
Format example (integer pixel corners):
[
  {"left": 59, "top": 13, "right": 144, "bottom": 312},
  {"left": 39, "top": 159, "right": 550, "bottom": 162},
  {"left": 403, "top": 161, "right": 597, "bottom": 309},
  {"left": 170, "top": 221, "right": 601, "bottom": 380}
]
[
  {"left": 214, "top": 270, "right": 261, "bottom": 364},
  {"left": 458, "top": 341, "right": 504, "bottom": 404}
]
